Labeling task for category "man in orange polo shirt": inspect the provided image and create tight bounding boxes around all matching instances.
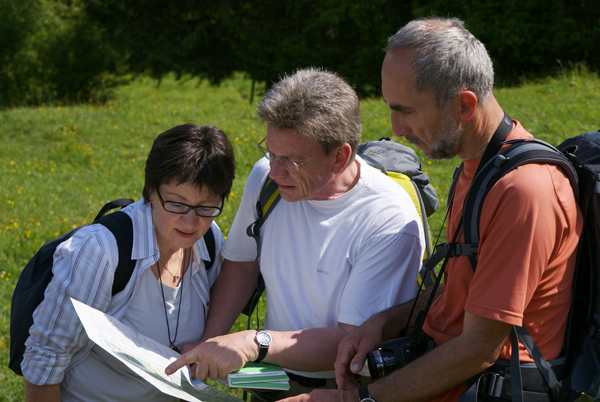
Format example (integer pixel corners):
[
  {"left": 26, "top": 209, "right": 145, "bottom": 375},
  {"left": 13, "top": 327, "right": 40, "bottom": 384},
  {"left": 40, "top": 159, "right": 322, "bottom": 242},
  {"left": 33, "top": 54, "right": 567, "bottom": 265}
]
[{"left": 281, "top": 17, "right": 582, "bottom": 402}]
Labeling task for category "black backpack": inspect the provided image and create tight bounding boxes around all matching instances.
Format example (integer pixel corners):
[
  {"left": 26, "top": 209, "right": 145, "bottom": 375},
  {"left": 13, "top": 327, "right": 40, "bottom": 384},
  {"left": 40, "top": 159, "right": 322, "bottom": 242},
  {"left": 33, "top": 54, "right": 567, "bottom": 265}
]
[
  {"left": 243, "top": 138, "right": 439, "bottom": 320},
  {"left": 420, "top": 131, "right": 600, "bottom": 402},
  {"left": 9, "top": 198, "right": 216, "bottom": 376},
  {"left": 559, "top": 132, "right": 600, "bottom": 401}
]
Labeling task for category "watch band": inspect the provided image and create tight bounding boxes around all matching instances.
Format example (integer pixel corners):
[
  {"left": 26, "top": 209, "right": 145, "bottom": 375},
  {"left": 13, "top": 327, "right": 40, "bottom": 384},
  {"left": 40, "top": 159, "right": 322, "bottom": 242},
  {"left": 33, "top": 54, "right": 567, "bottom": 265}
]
[
  {"left": 359, "top": 385, "right": 376, "bottom": 402},
  {"left": 257, "top": 344, "right": 268, "bottom": 361},
  {"left": 254, "top": 330, "right": 271, "bottom": 362}
]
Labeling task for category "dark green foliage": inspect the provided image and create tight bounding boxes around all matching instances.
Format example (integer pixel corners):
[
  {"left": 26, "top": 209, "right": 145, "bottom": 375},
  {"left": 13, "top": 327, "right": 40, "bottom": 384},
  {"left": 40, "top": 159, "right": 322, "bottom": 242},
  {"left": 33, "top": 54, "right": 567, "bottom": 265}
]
[
  {"left": 561, "top": 0, "right": 600, "bottom": 73},
  {"left": 0, "top": 0, "right": 122, "bottom": 107},
  {"left": 82, "top": 0, "right": 600, "bottom": 95},
  {"left": 228, "top": 0, "right": 412, "bottom": 96},
  {"left": 410, "top": 0, "right": 600, "bottom": 85},
  {"left": 84, "top": 0, "right": 238, "bottom": 84},
  {"left": 0, "top": 0, "right": 41, "bottom": 106},
  {"left": 43, "top": 16, "right": 113, "bottom": 101},
  {"left": 0, "top": 0, "right": 36, "bottom": 67},
  {"left": 1, "top": 0, "right": 599, "bottom": 106}
]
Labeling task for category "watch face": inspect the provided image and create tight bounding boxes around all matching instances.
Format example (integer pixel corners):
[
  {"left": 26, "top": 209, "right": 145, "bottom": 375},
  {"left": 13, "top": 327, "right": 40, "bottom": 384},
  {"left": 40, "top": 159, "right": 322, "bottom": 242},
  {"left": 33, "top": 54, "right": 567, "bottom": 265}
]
[{"left": 256, "top": 331, "right": 272, "bottom": 346}]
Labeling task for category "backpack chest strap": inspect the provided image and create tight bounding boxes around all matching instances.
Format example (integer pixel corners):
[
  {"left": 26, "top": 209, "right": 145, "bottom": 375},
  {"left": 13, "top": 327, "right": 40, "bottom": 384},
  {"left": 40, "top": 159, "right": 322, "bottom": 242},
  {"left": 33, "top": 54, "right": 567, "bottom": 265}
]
[
  {"left": 420, "top": 242, "right": 478, "bottom": 274},
  {"left": 446, "top": 242, "right": 478, "bottom": 258}
]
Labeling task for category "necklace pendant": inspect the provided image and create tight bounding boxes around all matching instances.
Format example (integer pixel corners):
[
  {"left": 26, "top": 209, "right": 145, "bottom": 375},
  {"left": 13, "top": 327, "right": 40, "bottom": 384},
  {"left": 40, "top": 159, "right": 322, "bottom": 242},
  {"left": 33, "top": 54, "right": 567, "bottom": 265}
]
[
  {"left": 173, "top": 274, "right": 180, "bottom": 281},
  {"left": 171, "top": 344, "right": 180, "bottom": 353}
]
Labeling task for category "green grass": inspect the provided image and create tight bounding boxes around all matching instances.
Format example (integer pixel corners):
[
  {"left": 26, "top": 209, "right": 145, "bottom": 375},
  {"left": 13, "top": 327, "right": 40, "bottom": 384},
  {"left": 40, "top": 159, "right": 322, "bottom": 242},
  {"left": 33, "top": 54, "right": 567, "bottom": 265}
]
[{"left": 1, "top": 70, "right": 599, "bottom": 401}]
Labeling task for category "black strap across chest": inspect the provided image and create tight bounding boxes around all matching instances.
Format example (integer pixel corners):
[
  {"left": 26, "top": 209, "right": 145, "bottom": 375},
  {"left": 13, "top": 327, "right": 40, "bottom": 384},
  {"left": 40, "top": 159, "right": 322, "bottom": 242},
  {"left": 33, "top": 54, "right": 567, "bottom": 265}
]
[
  {"left": 417, "top": 115, "right": 579, "bottom": 402},
  {"left": 416, "top": 112, "right": 514, "bottom": 328}
]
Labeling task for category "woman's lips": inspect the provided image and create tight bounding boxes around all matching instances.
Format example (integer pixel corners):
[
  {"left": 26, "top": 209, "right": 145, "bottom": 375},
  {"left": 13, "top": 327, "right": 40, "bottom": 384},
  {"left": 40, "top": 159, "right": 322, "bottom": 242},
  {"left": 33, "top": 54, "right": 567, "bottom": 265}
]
[{"left": 176, "top": 229, "right": 195, "bottom": 238}]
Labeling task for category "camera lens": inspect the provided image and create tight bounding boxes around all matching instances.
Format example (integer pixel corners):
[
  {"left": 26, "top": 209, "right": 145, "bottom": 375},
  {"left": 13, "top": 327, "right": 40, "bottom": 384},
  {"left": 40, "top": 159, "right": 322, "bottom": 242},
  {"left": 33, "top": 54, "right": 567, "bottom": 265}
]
[
  {"left": 366, "top": 337, "right": 422, "bottom": 379},
  {"left": 366, "top": 350, "right": 385, "bottom": 379}
]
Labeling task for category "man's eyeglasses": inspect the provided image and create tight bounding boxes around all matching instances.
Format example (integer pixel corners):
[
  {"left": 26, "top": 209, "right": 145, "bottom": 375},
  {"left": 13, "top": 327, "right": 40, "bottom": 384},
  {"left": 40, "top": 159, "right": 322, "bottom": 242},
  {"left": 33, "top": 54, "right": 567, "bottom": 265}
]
[
  {"left": 257, "top": 137, "right": 324, "bottom": 174},
  {"left": 155, "top": 187, "right": 223, "bottom": 217}
]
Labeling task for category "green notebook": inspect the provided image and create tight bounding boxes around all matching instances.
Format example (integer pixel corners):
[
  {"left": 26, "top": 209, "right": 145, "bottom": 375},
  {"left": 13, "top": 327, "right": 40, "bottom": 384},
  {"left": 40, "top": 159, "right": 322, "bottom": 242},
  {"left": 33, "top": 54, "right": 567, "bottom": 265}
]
[
  {"left": 227, "top": 362, "right": 290, "bottom": 389},
  {"left": 227, "top": 380, "right": 290, "bottom": 390}
]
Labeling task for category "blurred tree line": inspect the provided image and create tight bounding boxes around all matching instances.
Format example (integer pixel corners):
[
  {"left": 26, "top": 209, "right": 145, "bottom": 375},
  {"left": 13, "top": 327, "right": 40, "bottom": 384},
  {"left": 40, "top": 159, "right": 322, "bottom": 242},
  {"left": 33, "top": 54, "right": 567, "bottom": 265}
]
[{"left": 1, "top": 0, "right": 598, "bottom": 107}]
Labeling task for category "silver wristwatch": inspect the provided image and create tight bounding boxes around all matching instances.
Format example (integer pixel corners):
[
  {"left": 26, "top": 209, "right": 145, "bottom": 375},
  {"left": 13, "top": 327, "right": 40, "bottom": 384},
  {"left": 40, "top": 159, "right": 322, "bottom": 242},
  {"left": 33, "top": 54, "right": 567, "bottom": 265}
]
[{"left": 254, "top": 330, "right": 272, "bottom": 362}]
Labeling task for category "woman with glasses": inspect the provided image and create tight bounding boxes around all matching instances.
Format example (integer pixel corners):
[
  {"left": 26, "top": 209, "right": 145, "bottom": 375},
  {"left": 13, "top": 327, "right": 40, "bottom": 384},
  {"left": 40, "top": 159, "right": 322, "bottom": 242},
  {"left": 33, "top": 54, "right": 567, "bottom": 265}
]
[{"left": 22, "top": 124, "right": 236, "bottom": 402}]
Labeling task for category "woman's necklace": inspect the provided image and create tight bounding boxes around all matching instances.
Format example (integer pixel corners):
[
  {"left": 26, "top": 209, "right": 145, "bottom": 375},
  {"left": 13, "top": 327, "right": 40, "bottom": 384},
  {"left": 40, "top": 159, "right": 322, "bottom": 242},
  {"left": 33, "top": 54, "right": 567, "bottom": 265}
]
[
  {"left": 156, "top": 249, "right": 187, "bottom": 352},
  {"left": 160, "top": 249, "right": 184, "bottom": 282}
]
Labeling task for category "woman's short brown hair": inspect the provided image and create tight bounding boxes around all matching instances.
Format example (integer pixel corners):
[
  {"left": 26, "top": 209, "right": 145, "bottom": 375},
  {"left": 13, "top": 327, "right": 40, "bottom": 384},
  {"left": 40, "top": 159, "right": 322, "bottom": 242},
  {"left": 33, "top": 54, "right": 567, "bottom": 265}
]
[{"left": 143, "top": 124, "right": 236, "bottom": 202}]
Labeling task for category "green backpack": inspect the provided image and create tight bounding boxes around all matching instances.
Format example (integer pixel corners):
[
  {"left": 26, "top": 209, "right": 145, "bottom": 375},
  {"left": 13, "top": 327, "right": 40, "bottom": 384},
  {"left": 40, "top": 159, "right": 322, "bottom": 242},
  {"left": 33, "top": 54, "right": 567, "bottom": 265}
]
[{"left": 243, "top": 138, "right": 439, "bottom": 318}]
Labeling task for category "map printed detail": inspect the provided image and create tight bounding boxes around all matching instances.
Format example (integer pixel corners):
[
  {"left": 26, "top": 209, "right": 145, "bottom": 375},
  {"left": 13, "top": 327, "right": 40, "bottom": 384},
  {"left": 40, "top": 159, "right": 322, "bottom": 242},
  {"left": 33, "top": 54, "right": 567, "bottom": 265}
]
[{"left": 71, "top": 298, "right": 243, "bottom": 402}]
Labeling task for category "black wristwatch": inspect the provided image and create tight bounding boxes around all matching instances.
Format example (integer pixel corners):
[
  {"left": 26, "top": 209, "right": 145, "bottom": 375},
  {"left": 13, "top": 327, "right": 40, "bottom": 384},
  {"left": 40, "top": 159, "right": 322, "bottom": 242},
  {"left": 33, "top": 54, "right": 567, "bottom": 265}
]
[
  {"left": 359, "top": 386, "right": 376, "bottom": 402},
  {"left": 254, "top": 330, "right": 272, "bottom": 362}
]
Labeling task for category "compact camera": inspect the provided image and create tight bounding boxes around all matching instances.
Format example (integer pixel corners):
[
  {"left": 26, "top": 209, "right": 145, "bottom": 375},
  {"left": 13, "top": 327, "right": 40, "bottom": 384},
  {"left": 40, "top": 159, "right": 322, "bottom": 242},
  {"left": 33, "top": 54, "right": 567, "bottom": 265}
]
[{"left": 366, "top": 336, "right": 424, "bottom": 379}]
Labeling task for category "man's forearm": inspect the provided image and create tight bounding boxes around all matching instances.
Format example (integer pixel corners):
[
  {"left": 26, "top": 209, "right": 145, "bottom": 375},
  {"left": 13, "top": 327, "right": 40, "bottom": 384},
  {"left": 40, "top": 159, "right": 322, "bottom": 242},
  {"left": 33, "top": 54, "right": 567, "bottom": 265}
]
[
  {"left": 264, "top": 324, "right": 356, "bottom": 372},
  {"left": 166, "top": 324, "right": 357, "bottom": 380},
  {"left": 368, "top": 341, "right": 474, "bottom": 402},
  {"left": 365, "top": 312, "right": 509, "bottom": 402},
  {"left": 203, "top": 259, "right": 257, "bottom": 338}
]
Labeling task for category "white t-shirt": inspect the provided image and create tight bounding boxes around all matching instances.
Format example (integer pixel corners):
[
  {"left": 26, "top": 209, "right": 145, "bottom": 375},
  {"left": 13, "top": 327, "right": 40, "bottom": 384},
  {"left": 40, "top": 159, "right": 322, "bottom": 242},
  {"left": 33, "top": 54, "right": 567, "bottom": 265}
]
[{"left": 223, "top": 157, "right": 425, "bottom": 377}]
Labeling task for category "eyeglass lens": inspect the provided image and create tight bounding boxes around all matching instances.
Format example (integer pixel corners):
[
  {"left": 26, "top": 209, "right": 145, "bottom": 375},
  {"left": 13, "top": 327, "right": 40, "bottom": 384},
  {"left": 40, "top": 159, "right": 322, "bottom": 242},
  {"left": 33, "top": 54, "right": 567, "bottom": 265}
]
[
  {"left": 258, "top": 138, "right": 303, "bottom": 173},
  {"left": 156, "top": 187, "right": 222, "bottom": 217}
]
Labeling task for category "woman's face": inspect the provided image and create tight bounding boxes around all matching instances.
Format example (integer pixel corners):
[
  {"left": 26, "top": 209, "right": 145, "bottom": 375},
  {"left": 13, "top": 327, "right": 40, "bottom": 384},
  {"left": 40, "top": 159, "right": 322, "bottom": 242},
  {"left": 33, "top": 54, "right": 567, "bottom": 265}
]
[{"left": 149, "top": 181, "right": 222, "bottom": 254}]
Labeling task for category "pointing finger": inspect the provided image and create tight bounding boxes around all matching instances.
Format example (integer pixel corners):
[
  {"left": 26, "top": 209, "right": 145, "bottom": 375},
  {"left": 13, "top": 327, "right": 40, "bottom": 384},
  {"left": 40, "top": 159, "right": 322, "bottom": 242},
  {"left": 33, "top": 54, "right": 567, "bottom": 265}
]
[{"left": 165, "top": 352, "right": 197, "bottom": 375}]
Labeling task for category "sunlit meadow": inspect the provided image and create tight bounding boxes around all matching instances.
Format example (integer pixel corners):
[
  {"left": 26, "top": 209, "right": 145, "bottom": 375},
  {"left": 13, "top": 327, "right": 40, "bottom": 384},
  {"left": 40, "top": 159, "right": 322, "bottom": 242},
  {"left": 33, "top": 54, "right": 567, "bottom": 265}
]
[{"left": 1, "top": 69, "right": 598, "bottom": 401}]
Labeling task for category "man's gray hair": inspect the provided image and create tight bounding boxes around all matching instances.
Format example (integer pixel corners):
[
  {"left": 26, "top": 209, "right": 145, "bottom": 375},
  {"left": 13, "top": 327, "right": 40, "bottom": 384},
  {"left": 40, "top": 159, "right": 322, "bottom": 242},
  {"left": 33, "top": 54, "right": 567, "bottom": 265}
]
[
  {"left": 257, "top": 68, "right": 361, "bottom": 160},
  {"left": 385, "top": 17, "right": 494, "bottom": 108}
]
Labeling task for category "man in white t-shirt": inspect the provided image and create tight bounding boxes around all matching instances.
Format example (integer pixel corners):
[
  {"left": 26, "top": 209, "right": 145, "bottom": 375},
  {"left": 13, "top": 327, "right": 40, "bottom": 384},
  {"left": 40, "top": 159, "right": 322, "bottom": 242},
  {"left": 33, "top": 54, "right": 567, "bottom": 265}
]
[{"left": 166, "top": 68, "right": 425, "bottom": 400}]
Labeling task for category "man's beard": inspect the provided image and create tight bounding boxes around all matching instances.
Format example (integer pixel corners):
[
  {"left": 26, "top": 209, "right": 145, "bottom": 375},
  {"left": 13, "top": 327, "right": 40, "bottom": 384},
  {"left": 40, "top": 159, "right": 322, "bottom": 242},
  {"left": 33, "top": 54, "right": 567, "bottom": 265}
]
[{"left": 406, "top": 108, "right": 464, "bottom": 160}]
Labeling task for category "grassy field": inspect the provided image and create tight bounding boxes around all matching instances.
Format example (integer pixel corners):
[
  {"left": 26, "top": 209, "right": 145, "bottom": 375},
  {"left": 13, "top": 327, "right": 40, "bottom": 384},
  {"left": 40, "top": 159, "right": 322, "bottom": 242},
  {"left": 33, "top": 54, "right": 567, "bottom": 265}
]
[{"left": 1, "top": 70, "right": 599, "bottom": 401}]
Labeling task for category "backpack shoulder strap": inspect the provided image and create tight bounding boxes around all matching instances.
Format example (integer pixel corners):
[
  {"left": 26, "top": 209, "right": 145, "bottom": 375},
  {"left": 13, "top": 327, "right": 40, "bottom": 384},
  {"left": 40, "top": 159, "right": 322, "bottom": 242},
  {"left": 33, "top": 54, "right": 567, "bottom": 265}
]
[
  {"left": 202, "top": 226, "right": 216, "bottom": 271},
  {"left": 461, "top": 139, "right": 578, "bottom": 271},
  {"left": 246, "top": 177, "right": 281, "bottom": 239},
  {"left": 245, "top": 176, "right": 281, "bottom": 260},
  {"left": 94, "top": 198, "right": 136, "bottom": 221},
  {"left": 95, "top": 210, "right": 136, "bottom": 296},
  {"left": 242, "top": 176, "right": 281, "bottom": 318}
]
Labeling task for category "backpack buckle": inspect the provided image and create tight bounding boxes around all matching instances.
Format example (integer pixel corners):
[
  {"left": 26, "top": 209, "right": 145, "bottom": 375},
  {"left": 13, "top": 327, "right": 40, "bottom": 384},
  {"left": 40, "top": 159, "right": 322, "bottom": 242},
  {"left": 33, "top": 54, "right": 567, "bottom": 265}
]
[
  {"left": 588, "top": 320, "right": 600, "bottom": 340},
  {"left": 246, "top": 221, "right": 260, "bottom": 240},
  {"left": 447, "top": 243, "right": 478, "bottom": 257},
  {"left": 480, "top": 372, "right": 505, "bottom": 398}
]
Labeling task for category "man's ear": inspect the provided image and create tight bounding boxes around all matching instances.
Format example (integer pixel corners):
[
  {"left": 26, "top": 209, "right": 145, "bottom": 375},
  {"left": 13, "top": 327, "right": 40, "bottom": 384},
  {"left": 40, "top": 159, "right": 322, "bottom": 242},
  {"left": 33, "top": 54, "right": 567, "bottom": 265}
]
[
  {"left": 332, "top": 143, "right": 352, "bottom": 173},
  {"left": 455, "top": 90, "right": 477, "bottom": 123}
]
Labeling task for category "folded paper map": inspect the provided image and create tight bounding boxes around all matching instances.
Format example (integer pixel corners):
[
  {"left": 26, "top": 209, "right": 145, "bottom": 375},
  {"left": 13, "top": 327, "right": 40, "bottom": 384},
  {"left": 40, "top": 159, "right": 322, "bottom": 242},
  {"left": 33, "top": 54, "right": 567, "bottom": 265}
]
[{"left": 71, "top": 298, "right": 243, "bottom": 402}]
